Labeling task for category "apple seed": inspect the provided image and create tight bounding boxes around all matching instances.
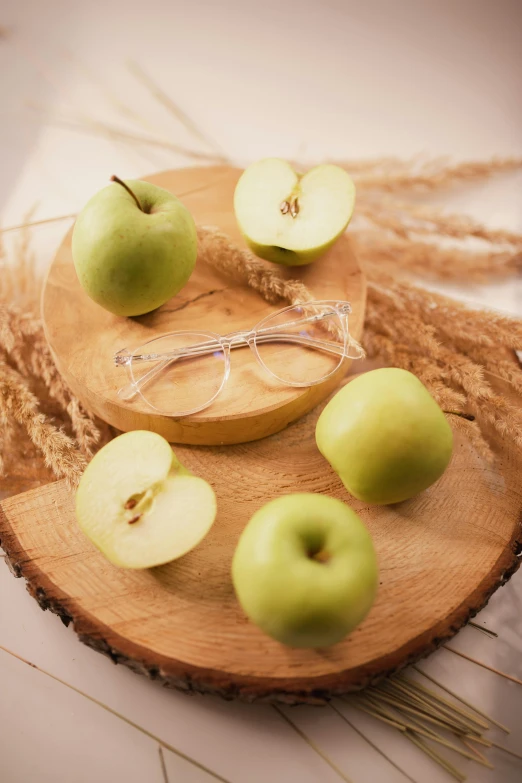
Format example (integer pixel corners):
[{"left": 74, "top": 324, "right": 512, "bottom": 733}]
[
  {"left": 279, "top": 200, "right": 290, "bottom": 215},
  {"left": 289, "top": 196, "right": 300, "bottom": 218},
  {"left": 128, "top": 514, "right": 142, "bottom": 525}
]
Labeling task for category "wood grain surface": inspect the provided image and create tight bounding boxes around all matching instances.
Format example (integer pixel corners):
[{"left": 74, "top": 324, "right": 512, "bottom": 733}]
[
  {"left": 1, "top": 399, "right": 520, "bottom": 704},
  {"left": 42, "top": 166, "right": 365, "bottom": 445}
]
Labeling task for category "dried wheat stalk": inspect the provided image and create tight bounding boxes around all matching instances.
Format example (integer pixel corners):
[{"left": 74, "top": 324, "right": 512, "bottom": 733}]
[
  {"left": 197, "top": 221, "right": 522, "bottom": 457},
  {"left": 0, "top": 226, "right": 110, "bottom": 485},
  {"left": 0, "top": 361, "right": 87, "bottom": 484},
  {"left": 197, "top": 225, "right": 314, "bottom": 305},
  {"left": 2, "top": 149, "right": 522, "bottom": 482},
  {"left": 347, "top": 155, "right": 522, "bottom": 192},
  {"left": 359, "top": 196, "right": 522, "bottom": 247},
  {"left": 362, "top": 267, "right": 522, "bottom": 453},
  {"left": 353, "top": 232, "right": 521, "bottom": 282}
]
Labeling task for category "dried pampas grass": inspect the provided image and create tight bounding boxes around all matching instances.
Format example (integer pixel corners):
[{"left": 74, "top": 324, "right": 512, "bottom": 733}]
[
  {"left": 1, "top": 66, "right": 522, "bottom": 480},
  {"left": 0, "top": 362, "right": 87, "bottom": 484},
  {"left": 340, "top": 155, "right": 522, "bottom": 193},
  {"left": 2, "top": 150, "right": 522, "bottom": 482},
  {"left": 201, "top": 204, "right": 522, "bottom": 459},
  {"left": 362, "top": 269, "right": 522, "bottom": 456},
  {"left": 0, "top": 225, "right": 111, "bottom": 487},
  {"left": 353, "top": 232, "right": 521, "bottom": 283},
  {"left": 196, "top": 225, "right": 314, "bottom": 306}
]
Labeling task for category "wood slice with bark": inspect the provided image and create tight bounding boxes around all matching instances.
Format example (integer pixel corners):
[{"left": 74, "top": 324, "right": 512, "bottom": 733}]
[{"left": 0, "top": 400, "right": 520, "bottom": 704}]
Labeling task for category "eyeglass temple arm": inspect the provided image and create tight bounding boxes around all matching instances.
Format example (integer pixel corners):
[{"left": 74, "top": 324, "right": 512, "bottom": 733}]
[
  {"left": 117, "top": 331, "right": 362, "bottom": 402},
  {"left": 116, "top": 308, "right": 352, "bottom": 369},
  {"left": 117, "top": 307, "right": 350, "bottom": 366},
  {"left": 114, "top": 311, "right": 335, "bottom": 367}
]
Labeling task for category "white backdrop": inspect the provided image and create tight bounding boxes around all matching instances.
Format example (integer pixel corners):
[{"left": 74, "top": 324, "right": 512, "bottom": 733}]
[{"left": 0, "top": 1, "right": 521, "bottom": 782}]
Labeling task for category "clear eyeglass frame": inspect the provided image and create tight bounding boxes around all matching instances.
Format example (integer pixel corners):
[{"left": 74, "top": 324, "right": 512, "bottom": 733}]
[{"left": 114, "top": 300, "right": 364, "bottom": 418}]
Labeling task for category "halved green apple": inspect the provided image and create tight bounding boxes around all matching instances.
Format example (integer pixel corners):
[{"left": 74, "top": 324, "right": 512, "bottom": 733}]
[
  {"left": 75, "top": 431, "right": 216, "bottom": 569},
  {"left": 234, "top": 158, "right": 356, "bottom": 266}
]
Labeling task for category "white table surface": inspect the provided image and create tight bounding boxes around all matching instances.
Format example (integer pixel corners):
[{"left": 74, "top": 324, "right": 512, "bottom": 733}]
[{"left": 1, "top": 2, "right": 521, "bottom": 782}]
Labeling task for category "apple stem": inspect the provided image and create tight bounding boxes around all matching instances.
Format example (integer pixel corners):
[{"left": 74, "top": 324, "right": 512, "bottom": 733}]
[
  {"left": 444, "top": 410, "right": 476, "bottom": 422},
  {"left": 110, "top": 175, "right": 144, "bottom": 211},
  {"left": 313, "top": 550, "right": 330, "bottom": 563}
]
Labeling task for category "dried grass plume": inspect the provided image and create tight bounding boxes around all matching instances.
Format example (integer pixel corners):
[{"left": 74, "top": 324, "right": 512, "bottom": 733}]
[{"left": 1, "top": 152, "right": 521, "bottom": 485}]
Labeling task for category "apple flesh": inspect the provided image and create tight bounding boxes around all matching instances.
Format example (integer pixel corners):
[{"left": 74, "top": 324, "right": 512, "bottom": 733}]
[
  {"left": 72, "top": 179, "right": 197, "bottom": 316},
  {"left": 75, "top": 431, "right": 216, "bottom": 569},
  {"left": 316, "top": 368, "right": 453, "bottom": 505},
  {"left": 232, "top": 493, "right": 378, "bottom": 648},
  {"left": 234, "top": 158, "right": 356, "bottom": 266}
]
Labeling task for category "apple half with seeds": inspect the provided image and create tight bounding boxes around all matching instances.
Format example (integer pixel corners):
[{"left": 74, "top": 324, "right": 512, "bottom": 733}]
[
  {"left": 76, "top": 431, "right": 217, "bottom": 569},
  {"left": 234, "top": 158, "right": 356, "bottom": 266}
]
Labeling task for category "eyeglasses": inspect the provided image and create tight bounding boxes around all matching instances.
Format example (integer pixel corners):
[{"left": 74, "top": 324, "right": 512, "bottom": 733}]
[{"left": 114, "top": 300, "right": 363, "bottom": 417}]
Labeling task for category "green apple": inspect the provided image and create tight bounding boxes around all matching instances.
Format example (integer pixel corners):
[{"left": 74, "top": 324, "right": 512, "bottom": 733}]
[
  {"left": 75, "top": 431, "right": 216, "bottom": 569},
  {"left": 233, "top": 158, "right": 356, "bottom": 266},
  {"left": 232, "top": 493, "right": 378, "bottom": 648},
  {"left": 316, "top": 368, "right": 453, "bottom": 505},
  {"left": 72, "top": 177, "right": 197, "bottom": 316}
]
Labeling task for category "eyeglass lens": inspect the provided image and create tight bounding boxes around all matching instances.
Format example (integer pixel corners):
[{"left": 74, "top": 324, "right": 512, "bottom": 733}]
[
  {"left": 254, "top": 304, "right": 345, "bottom": 384},
  {"left": 130, "top": 332, "right": 227, "bottom": 415}
]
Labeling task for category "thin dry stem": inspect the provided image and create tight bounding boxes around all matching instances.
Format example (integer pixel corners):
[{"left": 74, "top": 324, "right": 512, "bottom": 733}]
[
  {"left": 412, "top": 666, "right": 510, "bottom": 733},
  {"left": 273, "top": 706, "right": 354, "bottom": 783},
  {"left": 329, "top": 703, "right": 419, "bottom": 783},
  {"left": 128, "top": 61, "right": 230, "bottom": 163},
  {"left": 354, "top": 156, "right": 522, "bottom": 192},
  {"left": 444, "top": 646, "right": 522, "bottom": 686},
  {"left": 0, "top": 220, "right": 108, "bottom": 483},
  {"left": 354, "top": 233, "right": 521, "bottom": 283},
  {"left": 344, "top": 669, "right": 516, "bottom": 781},
  {"left": 35, "top": 107, "right": 223, "bottom": 164},
  {"left": 0, "top": 213, "right": 77, "bottom": 235},
  {"left": 358, "top": 197, "right": 522, "bottom": 248}
]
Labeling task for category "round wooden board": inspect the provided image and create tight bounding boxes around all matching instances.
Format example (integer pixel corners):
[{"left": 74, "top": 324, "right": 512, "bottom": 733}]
[
  {"left": 42, "top": 166, "right": 365, "bottom": 445},
  {"left": 0, "top": 398, "right": 520, "bottom": 703}
]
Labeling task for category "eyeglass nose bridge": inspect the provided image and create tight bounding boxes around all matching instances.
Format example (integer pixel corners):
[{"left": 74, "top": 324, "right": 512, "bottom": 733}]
[{"left": 223, "top": 330, "right": 255, "bottom": 348}]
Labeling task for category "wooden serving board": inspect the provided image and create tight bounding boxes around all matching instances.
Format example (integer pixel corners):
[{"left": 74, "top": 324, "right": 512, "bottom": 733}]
[
  {"left": 42, "top": 166, "right": 365, "bottom": 445},
  {"left": 0, "top": 402, "right": 520, "bottom": 704}
]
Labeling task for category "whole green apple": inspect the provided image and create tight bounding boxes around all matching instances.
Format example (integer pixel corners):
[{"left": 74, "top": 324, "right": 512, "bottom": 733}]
[
  {"left": 234, "top": 158, "right": 356, "bottom": 266},
  {"left": 316, "top": 368, "right": 453, "bottom": 505},
  {"left": 72, "top": 177, "right": 197, "bottom": 316},
  {"left": 232, "top": 493, "right": 378, "bottom": 648}
]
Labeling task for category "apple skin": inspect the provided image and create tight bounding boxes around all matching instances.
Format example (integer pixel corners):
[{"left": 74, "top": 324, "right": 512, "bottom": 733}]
[
  {"left": 72, "top": 180, "right": 197, "bottom": 316},
  {"left": 243, "top": 237, "right": 336, "bottom": 267},
  {"left": 232, "top": 493, "right": 378, "bottom": 648},
  {"left": 316, "top": 368, "right": 453, "bottom": 505}
]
